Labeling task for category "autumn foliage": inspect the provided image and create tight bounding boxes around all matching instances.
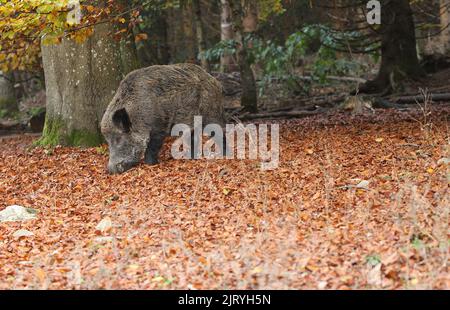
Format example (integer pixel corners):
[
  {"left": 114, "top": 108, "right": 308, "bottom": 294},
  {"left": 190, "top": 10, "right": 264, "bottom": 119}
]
[
  {"left": 0, "top": 0, "right": 138, "bottom": 72},
  {"left": 1, "top": 107, "right": 449, "bottom": 289}
]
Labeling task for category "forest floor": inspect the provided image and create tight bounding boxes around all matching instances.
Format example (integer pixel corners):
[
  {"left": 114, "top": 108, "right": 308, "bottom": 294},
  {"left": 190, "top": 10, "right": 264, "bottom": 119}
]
[{"left": 0, "top": 105, "right": 449, "bottom": 289}]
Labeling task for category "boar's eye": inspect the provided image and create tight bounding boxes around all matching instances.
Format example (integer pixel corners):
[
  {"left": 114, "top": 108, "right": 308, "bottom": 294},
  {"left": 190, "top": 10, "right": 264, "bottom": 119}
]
[{"left": 112, "top": 108, "right": 132, "bottom": 133}]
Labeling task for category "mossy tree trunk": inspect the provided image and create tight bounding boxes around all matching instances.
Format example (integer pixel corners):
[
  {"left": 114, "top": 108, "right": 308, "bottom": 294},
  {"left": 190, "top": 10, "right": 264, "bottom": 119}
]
[{"left": 39, "top": 23, "right": 139, "bottom": 147}]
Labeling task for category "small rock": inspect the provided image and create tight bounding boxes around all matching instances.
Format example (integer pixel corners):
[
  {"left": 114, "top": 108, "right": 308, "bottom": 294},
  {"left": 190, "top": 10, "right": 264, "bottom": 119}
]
[
  {"left": 356, "top": 180, "right": 370, "bottom": 190},
  {"left": 95, "top": 216, "right": 112, "bottom": 234},
  {"left": 94, "top": 236, "right": 114, "bottom": 243},
  {"left": 0, "top": 205, "right": 38, "bottom": 222},
  {"left": 367, "top": 263, "right": 382, "bottom": 287},
  {"left": 317, "top": 281, "right": 328, "bottom": 289},
  {"left": 437, "top": 157, "right": 449, "bottom": 166},
  {"left": 13, "top": 229, "right": 34, "bottom": 238}
]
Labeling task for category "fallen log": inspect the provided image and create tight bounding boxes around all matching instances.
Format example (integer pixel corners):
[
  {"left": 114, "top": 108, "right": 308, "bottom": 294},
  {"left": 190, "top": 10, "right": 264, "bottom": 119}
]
[
  {"left": 327, "top": 75, "right": 367, "bottom": 84},
  {"left": 238, "top": 108, "right": 325, "bottom": 121},
  {"left": 263, "top": 95, "right": 347, "bottom": 113},
  {"left": 266, "top": 75, "right": 367, "bottom": 84},
  {"left": 392, "top": 93, "right": 450, "bottom": 104},
  {"left": 0, "top": 120, "right": 28, "bottom": 136},
  {"left": 0, "top": 120, "right": 22, "bottom": 131}
]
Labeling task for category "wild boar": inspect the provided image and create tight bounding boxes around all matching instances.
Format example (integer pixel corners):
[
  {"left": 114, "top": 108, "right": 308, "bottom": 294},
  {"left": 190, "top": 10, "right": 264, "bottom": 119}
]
[{"left": 101, "top": 63, "right": 226, "bottom": 174}]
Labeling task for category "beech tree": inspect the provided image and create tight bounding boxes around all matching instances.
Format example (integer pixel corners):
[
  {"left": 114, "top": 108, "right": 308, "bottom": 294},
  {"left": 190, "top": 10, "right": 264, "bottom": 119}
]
[
  {"left": 0, "top": 1, "right": 142, "bottom": 146},
  {"left": 228, "top": 0, "right": 284, "bottom": 112},
  {"left": 192, "top": 0, "right": 210, "bottom": 71},
  {"left": 230, "top": 0, "right": 258, "bottom": 113},
  {"left": 220, "top": 0, "right": 234, "bottom": 72},
  {"left": 40, "top": 23, "right": 138, "bottom": 146}
]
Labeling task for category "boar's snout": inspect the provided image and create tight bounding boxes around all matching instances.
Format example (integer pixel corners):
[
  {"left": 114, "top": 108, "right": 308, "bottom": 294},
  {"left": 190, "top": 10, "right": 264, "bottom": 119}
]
[{"left": 107, "top": 160, "right": 137, "bottom": 174}]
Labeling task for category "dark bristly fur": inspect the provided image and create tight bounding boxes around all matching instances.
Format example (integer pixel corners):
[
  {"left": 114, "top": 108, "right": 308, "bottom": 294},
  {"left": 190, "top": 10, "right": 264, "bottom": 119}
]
[{"left": 101, "top": 63, "right": 226, "bottom": 174}]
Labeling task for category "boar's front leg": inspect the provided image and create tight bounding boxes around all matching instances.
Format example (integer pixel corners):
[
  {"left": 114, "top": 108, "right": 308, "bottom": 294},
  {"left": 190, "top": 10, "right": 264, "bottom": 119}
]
[{"left": 145, "top": 131, "right": 166, "bottom": 165}]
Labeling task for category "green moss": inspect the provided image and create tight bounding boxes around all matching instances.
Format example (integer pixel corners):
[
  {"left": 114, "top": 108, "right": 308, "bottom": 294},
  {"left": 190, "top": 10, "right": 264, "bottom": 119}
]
[
  {"left": 35, "top": 116, "right": 103, "bottom": 147},
  {"left": 66, "top": 129, "right": 104, "bottom": 147},
  {"left": 35, "top": 116, "right": 64, "bottom": 147},
  {"left": 29, "top": 106, "right": 46, "bottom": 117}
]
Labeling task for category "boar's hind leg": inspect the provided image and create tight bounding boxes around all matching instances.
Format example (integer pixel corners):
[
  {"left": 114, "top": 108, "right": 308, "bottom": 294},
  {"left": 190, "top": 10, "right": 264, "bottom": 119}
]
[
  {"left": 190, "top": 129, "right": 201, "bottom": 160},
  {"left": 145, "top": 132, "right": 166, "bottom": 165}
]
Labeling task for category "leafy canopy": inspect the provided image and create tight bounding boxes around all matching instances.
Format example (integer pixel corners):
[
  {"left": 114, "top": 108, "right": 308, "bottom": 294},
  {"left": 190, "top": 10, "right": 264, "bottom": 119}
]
[{"left": 0, "top": 0, "right": 137, "bottom": 72}]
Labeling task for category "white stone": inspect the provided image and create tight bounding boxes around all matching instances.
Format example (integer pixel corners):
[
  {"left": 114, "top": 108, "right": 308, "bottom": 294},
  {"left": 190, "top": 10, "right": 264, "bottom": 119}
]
[
  {"left": 13, "top": 229, "right": 34, "bottom": 238},
  {"left": 0, "top": 205, "right": 38, "bottom": 222}
]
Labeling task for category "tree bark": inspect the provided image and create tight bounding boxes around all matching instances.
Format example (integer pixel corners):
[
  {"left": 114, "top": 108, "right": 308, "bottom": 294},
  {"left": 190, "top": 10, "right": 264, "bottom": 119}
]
[
  {"left": 39, "top": 23, "right": 139, "bottom": 147},
  {"left": 440, "top": 0, "right": 450, "bottom": 53},
  {"left": 156, "top": 11, "right": 171, "bottom": 64},
  {"left": 361, "top": 0, "right": 424, "bottom": 94},
  {"left": 242, "top": 0, "right": 258, "bottom": 34},
  {"left": 192, "top": 0, "right": 211, "bottom": 71},
  {"left": 134, "top": 8, "right": 170, "bottom": 66},
  {"left": 0, "top": 72, "right": 18, "bottom": 116},
  {"left": 182, "top": 4, "right": 197, "bottom": 62},
  {"left": 220, "top": 0, "right": 234, "bottom": 72},
  {"left": 230, "top": 0, "right": 258, "bottom": 113}
]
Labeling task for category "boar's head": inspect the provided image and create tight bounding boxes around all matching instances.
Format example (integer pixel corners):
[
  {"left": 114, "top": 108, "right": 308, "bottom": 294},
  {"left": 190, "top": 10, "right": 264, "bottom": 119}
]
[{"left": 101, "top": 108, "right": 146, "bottom": 174}]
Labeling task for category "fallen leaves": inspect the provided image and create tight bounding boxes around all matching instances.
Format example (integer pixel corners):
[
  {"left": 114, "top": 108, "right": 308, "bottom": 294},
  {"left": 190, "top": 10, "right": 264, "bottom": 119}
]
[{"left": 0, "top": 107, "right": 449, "bottom": 289}]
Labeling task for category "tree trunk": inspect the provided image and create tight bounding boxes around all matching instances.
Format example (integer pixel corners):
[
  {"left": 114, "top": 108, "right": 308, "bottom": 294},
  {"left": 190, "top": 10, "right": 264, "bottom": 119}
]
[
  {"left": 39, "top": 23, "right": 139, "bottom": 147},
  {"left": 182, "top": 4, "right": 197, "bottom": 62},
  {"left": 0, "top": 72, "right": 17, "bottom": 116},
  {"left": 230, "top": 0, "right": 258, "bottom": 113},
  {"left": 220, "top": 0, "right": 234, "bottom": 72},
  {"left": 157, "top": 11, "right": 171, "bottom": 64},
  {"left": 192, "top": 0, "right": 211, "bottom": 71},
  {"left": 242, "top": 0, "right": 258, "bottom": 34},
  {"left": 134, "top": 7, "right": 170, "bottom": 66},
  {"left": 440, "top": 0, "right": 450, "bottom": 53},
  {"left": 361, "top": 0, "right": 424, "bottom": 94}
]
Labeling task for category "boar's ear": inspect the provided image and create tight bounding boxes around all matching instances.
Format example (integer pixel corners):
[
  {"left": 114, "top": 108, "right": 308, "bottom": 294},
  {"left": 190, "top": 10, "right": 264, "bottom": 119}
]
[{"left": 112, "top": 108, "right": 132, "bottom": 133}]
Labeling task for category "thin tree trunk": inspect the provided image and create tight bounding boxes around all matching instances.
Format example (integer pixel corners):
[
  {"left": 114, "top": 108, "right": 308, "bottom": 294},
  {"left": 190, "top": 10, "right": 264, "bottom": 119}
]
[
  {"left": 440, "top": 0, "right": 450, "bottom": 52},
  {"left": 134, "top": 6, "right": 170, "bottom": 66},
  {"left": 157, "top": 10, "right": 171, "bottom": 64},
  {"left": 0, "top": 72, "right": 17, "bottom": 116},
  {"left": 220, "top": 0, "right": 234, "bottom": 72},
  {"left": 242, "top": 0, "right": 258, "bottom": 34},
  {"left": 361, "top": 0, "right": 424, "bottom": 94},
  {"left": 192, "top": 0, "right": 210, "bottom": 71},
  {"left": 230, "top": 0, "right": 258, "bottom": 113},
  {"left": 182, "top": 4, "right": 197, "bottom": 62}
]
